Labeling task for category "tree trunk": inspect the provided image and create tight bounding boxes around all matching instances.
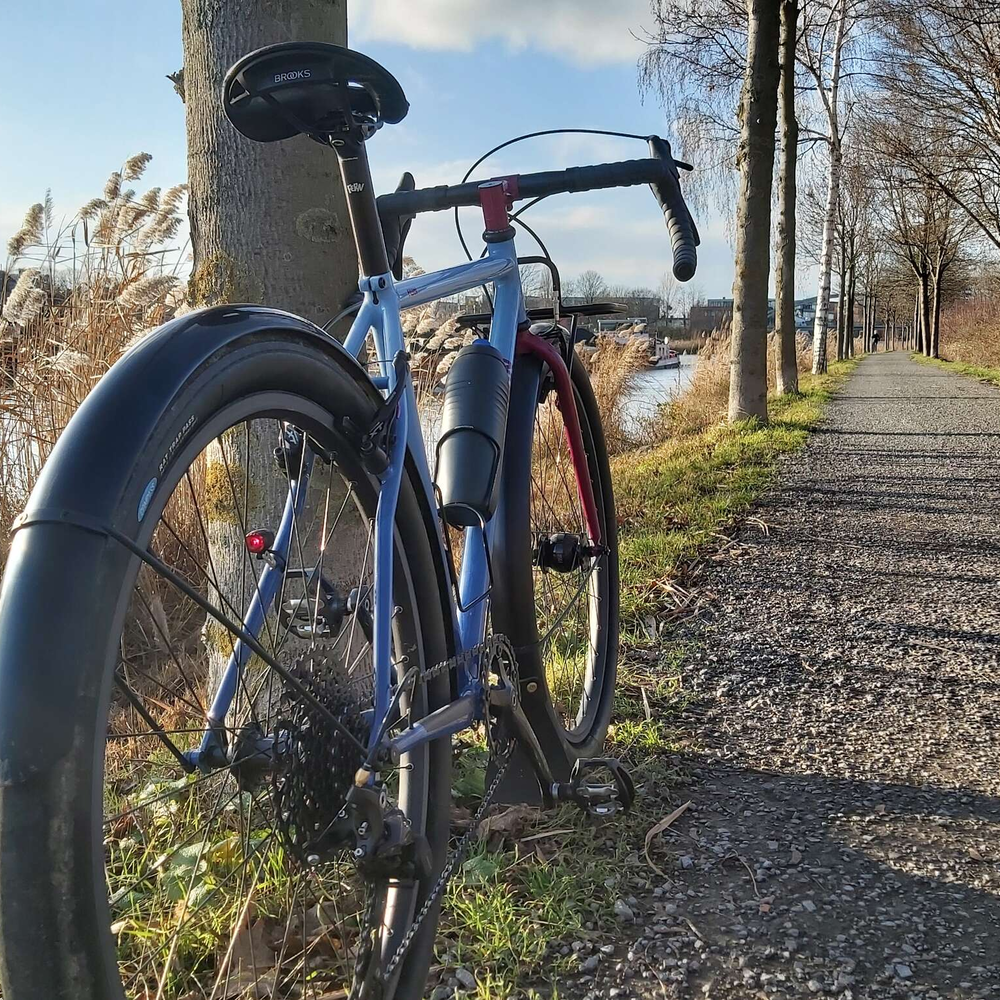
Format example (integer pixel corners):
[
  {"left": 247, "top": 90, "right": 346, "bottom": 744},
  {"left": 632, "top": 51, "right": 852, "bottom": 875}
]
[
  {"left": 180, "top": 0, "right": 357, "bottom": 693},
  {"left": 931, "top": 262, "right": 945, "bottom": 358},
  {"left": 809, "top": 0, "right": 848, "bottom": 374},
  {"left": 728, "top": 0, "right": 781, "bottom": 422},
  {"left": 847, "top": 268, "right": 856, "bottom": 357},
  {"left": 181, "top": 0, "right": 356, "bottom": 318},
  {"left": 919, "top": 272, "right": 932, "bottom": 356},
  {"left": 774, "top": 0, "right": 799, "bottom": 395},
  {"left": 913, "top": 286, "right": 920, "bottom": 353},
  {"left": 835, "top": 249, "right": 847, "bottom": 361}
]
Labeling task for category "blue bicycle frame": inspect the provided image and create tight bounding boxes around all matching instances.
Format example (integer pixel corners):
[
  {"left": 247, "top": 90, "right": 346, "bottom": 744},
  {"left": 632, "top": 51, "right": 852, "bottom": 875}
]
[{"left": 190, "top": 235, "right": 526, "bottom": 769}]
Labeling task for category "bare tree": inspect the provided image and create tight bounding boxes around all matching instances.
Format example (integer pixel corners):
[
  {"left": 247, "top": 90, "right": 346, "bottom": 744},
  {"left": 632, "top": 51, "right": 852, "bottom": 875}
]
[
  {"left": 658, "top": 271, "right": 678, "bottom": 321},
  {"left": 572, "top": 269, "right": 608, "bottom": 304},
  {"left": 774, "top": 0, "right": 801, "bottom": 392},
  {"left": 800, "top": 0, "right": 853, "bottom": 373},
  {"left": 640, "top": 1, "right": 747, "bottom": 214},
  {"left": 729, "top": 0, "right": 781, "bottom": 421},
  {"left": 879, "top": 1, "right": 1000, "bottom": 251}
]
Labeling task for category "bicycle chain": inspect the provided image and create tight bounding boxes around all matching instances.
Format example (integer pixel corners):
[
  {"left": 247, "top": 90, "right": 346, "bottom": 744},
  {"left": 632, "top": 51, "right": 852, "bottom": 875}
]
[{"left": 350, "top": 633, "right": 519, "bottom": 997}]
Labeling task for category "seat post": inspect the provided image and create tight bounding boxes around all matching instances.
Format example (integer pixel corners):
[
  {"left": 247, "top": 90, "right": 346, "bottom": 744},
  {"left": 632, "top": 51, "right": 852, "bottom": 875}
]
[{"left": 333, "top": 133, "right": 390, "bottom": 278}]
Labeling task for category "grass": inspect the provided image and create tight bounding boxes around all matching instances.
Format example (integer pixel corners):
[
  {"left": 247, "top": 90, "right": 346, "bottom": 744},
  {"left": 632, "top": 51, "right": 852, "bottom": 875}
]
[{"left": 912, "top": 352, "right": 1000, "bottom": 387}]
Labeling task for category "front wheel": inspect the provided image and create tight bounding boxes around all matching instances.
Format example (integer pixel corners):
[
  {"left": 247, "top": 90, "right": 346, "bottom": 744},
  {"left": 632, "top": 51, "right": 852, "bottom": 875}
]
[{"left": 492, "top": 346, "right": 619, "bottom": 776}]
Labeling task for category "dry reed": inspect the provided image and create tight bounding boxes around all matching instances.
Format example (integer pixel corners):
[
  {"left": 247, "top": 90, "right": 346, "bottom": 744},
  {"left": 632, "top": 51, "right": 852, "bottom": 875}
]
[
  {"left": 939, "top": 294, "right": 1000, "bottom": 365},
  {"left": 0, "top": 155, "right": 187, "bottom": 564}
]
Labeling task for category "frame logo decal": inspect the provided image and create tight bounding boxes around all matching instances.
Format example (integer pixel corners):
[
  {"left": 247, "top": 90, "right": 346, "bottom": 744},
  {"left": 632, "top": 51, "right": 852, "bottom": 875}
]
[{"left": 137, "top": 477, "right": 157, "bottom": 522}]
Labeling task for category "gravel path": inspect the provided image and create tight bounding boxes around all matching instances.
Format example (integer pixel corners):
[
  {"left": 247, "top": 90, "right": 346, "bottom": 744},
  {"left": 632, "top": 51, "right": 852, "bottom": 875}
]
[{"left": 595, "top": 354, "right": 1000, "bottom": 1000}]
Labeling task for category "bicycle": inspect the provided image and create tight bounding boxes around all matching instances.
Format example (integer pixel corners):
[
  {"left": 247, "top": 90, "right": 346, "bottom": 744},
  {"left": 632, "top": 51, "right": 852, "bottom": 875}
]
[{"left": 0, "top": 42, "right": 698, "bottom": 1000}]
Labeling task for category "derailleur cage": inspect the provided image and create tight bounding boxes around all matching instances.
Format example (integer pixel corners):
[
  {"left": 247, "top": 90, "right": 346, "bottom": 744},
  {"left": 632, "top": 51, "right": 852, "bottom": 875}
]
[{"left": 345, "top": 785, "right": 433, "bottom": 881}]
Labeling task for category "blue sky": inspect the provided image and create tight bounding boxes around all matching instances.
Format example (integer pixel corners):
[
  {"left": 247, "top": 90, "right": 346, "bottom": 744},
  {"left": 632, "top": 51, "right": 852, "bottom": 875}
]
[{"left": 0, "top": 0, "right": 760, "bottom": 300}]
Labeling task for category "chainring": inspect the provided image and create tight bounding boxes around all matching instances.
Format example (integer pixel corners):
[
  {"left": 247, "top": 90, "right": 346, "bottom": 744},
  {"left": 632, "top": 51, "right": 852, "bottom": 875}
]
[{"left": 484, "top": 635, "right": 520, "bottom": 760}]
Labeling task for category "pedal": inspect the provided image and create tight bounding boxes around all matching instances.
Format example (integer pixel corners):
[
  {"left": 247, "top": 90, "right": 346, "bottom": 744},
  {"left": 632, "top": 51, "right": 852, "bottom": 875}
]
[
  {"left": 277, "top": 569, "right": 346, "bottom": 639},
  {"left": 553, "top": 757, "right": 635, "bottom": 816}
]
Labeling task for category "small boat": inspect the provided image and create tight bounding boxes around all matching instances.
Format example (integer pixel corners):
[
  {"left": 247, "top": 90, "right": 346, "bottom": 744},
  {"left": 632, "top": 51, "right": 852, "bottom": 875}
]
[{"left": 649, "top": 339, "right": 680, "bottom": 369}]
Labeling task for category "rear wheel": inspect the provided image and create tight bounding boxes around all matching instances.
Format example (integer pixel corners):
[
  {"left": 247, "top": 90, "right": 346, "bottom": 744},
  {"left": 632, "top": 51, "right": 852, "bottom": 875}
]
[
  {"left": 0, "top": 336, "right": 451, "bottom": 999},
  {"left": 493, "top": 347, "right": 619, "bottom": 773}
]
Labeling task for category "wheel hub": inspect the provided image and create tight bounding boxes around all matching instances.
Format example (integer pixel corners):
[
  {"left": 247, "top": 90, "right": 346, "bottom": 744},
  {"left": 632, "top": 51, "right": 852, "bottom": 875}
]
[{"left": 534, "top": 532, "right": 599, "bottom": 573}]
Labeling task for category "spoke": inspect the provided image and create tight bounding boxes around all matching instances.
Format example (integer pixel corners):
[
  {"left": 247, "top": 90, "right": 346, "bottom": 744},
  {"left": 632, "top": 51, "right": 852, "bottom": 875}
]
[
  {"left": 108, "top": 786, "right": 241, "bottom": 908},
  {"left": 110, "top": 527, "right": 369, "bottom": 755},
  {"left": 132, "top": 586, "right": 207, "bottom": 716},
  {"left": 182, "top": 472, "right": 264, "bottom": 731},
  {"left": 129, "top": 827, "right": 278, "bottom": 989},
  {"left": 115, "top": 655, "right": 204, "bottom": 719},
  {"left": 114, "top": 672, "right": 194, "bottom": 773},
  {"left": 105, "top": 767, "right": 227, "bottom": 828},
  {"left": 215, "top": 427, "right": 279, "bottom": 656}
]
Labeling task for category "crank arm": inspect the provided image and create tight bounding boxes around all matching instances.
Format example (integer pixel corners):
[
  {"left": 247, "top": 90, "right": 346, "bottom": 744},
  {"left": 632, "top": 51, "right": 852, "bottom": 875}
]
[{"left": 488, "top": 684, "right": 558, "bottom": 807}]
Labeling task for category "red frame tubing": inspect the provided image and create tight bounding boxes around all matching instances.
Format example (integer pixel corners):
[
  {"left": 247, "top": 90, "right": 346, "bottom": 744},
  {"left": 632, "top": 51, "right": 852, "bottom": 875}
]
[{"left": 515, "top": 328, "right": 602, "bottom": 545}]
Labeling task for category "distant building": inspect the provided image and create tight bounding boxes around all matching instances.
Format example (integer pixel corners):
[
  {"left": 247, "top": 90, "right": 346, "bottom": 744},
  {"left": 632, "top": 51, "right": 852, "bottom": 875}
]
[
  {"left": 689, "top": 297, "right": 733, "bottom": 333},
  {"left": 793, "top": 295, "right": 838, "bottom": 331}
]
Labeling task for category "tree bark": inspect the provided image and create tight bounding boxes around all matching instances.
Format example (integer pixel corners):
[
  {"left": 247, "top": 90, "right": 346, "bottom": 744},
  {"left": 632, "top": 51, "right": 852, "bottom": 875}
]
[
  {"left": 774, "top": 0, "right": 799, "bottom": 395},
  {"left": 931, "top": 262, "right": 944, "bottom": 358},
  {"left": 728, "top": 0, "right": 781, "bottom": 422},
  {"left": 181, "top": 0, "right": 356, "bottom": 319},
  {"left": 180, "top": 0, "right": 358, "bottom": 693},
  {"left": 835, "top": 246, "right": 847, "bottom": 361},
  {"left": 809, "top": 0, "right": 848, "bottom": 374},
  {"left": 847, "top": 266, "right": 856, "bottom": 357},
  {"left": 919, "top": 272, "right": 932, "bottom": 356}
]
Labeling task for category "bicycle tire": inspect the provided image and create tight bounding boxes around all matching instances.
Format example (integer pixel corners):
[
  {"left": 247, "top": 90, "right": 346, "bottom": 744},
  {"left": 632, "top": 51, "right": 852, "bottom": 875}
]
[
  {"left": 492, "top": 348, "right": 619, "bottom": 778},
  {"left": 0, "top": 311, "right": 451, "bottom": 1000}
]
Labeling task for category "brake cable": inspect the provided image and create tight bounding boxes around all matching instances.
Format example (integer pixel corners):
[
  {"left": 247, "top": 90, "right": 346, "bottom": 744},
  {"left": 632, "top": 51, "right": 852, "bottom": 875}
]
[{"left": 452, "top": 128, "right": 658, "bottom": 313}]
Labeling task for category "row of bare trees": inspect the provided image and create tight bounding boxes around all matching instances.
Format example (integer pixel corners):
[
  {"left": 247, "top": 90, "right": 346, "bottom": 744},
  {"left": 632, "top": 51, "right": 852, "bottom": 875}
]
[{"left": 642, "top": 0, "right": 998, "bottom": 421}]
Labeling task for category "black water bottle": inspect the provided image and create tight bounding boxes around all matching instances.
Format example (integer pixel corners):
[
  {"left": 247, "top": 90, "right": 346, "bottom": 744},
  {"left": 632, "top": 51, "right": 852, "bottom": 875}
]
[{"left": 435, "top": 340, "right": 510, "bottom": 528}]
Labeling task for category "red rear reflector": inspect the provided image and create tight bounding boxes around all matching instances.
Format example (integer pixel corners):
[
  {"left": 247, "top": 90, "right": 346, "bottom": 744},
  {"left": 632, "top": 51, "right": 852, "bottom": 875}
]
[{"left": 245, "top": 529, "right": 274, "bottom": 554}]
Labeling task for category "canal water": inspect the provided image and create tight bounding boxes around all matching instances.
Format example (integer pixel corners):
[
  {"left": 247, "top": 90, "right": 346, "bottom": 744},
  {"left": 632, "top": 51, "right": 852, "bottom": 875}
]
[{"left": 621, "top": 354, "right": 699, "bottom": 433}]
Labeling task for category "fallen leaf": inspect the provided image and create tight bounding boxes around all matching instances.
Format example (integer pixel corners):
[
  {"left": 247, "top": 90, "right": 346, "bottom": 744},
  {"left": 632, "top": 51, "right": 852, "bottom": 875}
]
[
  {"left": 968, "top": 846, "right": 984, "bottom": 861},
  {"left": 477, "top": 804, "right": 538, "bottom": 841},
  {"left": 220, "top": 919, "right": 276, "bottom": 999},
  {"left": 643, "top": 800, "right": 692, "bottom": 877}
]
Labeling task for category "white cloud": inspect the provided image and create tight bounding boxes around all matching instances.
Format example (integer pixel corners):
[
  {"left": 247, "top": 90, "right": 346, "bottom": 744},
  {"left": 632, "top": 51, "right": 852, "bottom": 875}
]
[{"left": 351, "top": 0, "right": 653, "bottom": 65}]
